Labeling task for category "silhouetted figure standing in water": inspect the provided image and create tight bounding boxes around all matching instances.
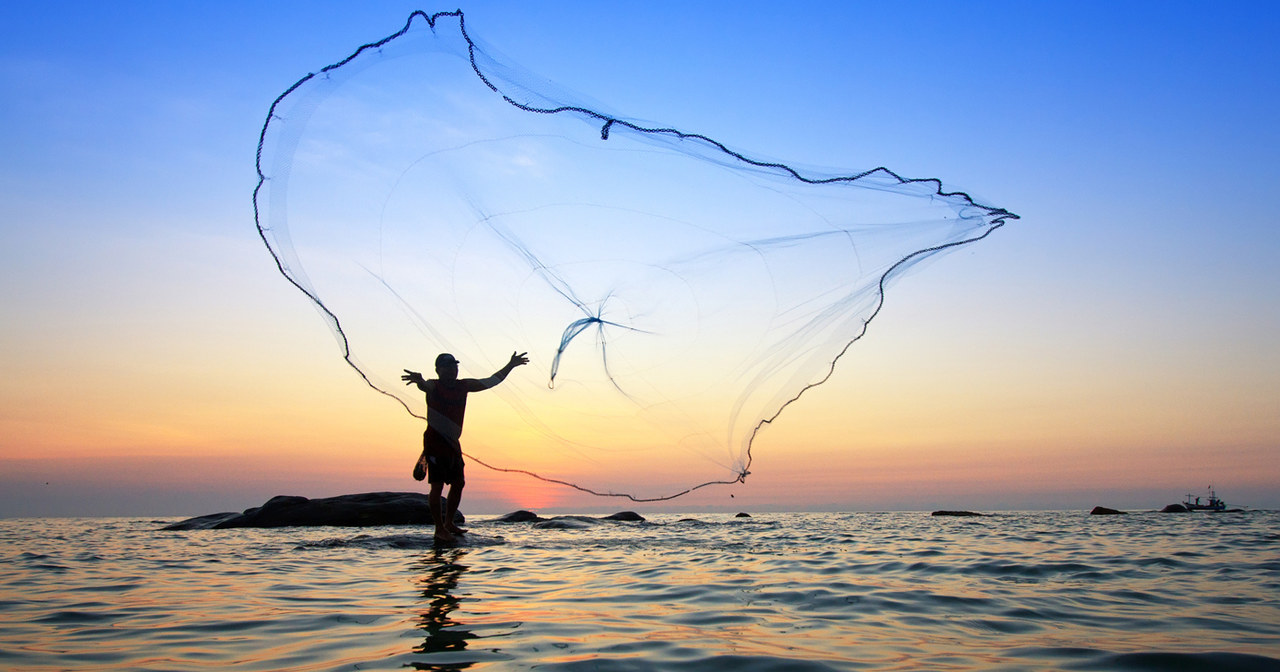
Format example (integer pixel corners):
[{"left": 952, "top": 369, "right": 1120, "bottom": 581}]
[{"left": 403, "top": 351, "right": 529, "bottom": 543}]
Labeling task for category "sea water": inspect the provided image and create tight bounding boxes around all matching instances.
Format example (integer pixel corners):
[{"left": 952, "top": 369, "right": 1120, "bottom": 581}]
[{"left": 1, "top": 510, "right": 1278, "bottom": 671}]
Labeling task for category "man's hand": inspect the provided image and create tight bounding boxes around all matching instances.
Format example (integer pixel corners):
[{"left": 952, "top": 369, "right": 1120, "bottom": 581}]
[
  {"left": 401, "top": 369, "right": 425, "bottom": 386},
  {"left": 508, "top": 352, "right": 529, "bottom": 368}
]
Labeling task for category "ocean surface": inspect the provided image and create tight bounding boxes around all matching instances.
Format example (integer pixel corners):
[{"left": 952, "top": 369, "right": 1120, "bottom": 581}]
[{"left": 2, "top": 510, "right": 1278, "bottom": 671}]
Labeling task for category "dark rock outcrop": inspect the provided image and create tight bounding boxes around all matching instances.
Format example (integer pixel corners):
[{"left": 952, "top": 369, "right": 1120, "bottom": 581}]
[
  {"left": 162, "top": 492, "right": 461, "bottom": 530},
  {"left": 1090, "top": 506, "right": 1126, "bottom": 515},
  {"left": 932, "top": 510, "right": 984, "bottom": 517},
  {"left": 163, "top": 496, "right": 651, "bottom": 531},
  {"left": 735, "top": 512, "right": 751, "bottom": 518},
  {"left": 491, "top": 510, "right": 544, "bottom": 523}
]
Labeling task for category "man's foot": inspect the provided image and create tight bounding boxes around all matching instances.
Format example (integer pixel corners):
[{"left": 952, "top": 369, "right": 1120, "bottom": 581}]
[
  {"left": 446, "top": 525, "right": 468, "bottom": 535},
  {"left": 433, "top": 529, "right": 456, "bottom": 544}
]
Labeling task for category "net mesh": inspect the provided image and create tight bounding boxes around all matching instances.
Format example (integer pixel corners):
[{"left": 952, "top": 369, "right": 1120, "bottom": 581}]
[{"left": 252, "top": 10, "right": 1018, "bottom": 501}]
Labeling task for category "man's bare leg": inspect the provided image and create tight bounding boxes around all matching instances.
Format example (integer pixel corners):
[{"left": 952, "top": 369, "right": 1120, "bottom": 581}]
[
  {"left": 428, "top": 481, "right": 455, "bottom": 543},
  {"left": 444, "top": 482, "right": 467, "bottom": 535}
]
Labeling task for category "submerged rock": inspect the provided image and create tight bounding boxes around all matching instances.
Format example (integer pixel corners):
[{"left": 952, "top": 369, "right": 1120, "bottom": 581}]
[
  {"left": 162, "top": 492, "right": 462, "bottom": 530},
  {"left": 534, "top": 516, "right": 595, "bottom": 530},
  {"left": 163, "top": 511, "right": 241, "bottom": 530},
  {"left": 932, "top": 510, "right": 984, "bottom": 517},
  {"left": 735, "top": 512, "right": 751, "bottom": 518},
  {"left": 496, "top": 511, "right": 647, "bottom": 526},
  {"left": 1090, "top": 506, "right": 1127, "bottom": 515}
]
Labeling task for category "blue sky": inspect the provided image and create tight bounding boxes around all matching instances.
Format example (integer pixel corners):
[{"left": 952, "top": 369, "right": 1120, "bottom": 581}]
[{"left": 2, "top": 2, "right": 1277, "bottom": 516}]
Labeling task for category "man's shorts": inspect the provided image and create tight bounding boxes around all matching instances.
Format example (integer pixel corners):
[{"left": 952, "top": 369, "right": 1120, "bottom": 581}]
[
  {"left": 426, "top": 451, "right": 465, "bottom": 485},
  {"left": 422, "top": 430, "right": 465, "bottom": 485}
]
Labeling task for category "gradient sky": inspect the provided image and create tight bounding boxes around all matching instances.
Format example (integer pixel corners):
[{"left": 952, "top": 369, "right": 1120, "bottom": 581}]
[{"left": 2, "top": 1, "right": 1277, "bottom": 517}]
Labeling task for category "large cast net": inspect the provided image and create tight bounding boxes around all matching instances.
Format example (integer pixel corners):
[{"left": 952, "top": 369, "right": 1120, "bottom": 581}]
[{"left": 253, "top": 10, "right": 1017, "bottom": 501}]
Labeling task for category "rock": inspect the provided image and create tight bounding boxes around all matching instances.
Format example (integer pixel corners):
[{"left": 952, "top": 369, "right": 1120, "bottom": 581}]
[
  {"left": 1161, "top": 504, "right": 1190, "bottom": 513},
  {"left": 161, "top": 492, "right": 463, "bottom": 530},
  {"left": 1090, "top": 506, "right": 1126, "bottom": 515},
  {"left": 492, "top": 510, "right": 646, "bottom": 524},
  {"left": 734, "top": 512, "right": 751, "bottom": 518},
  {"left": 162, "top": 511, "right": 240, "bottom": 531},
  {"left": 261, "top": 494, "right": 308, "bottom": 509},
  {"left": 931, "top": 510, "right": 984, "bottom": 517},
  {"left": 534, "top": 516, "right": 595, "bottom": 530},
  {"left": 491, "top": 510, "right": 543, "bottom": 523}
]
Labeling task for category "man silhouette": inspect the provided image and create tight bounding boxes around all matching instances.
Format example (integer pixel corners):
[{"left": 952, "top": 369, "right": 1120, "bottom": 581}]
[{"left": 402, "top": 351, "right": 529, "bottom": 543}]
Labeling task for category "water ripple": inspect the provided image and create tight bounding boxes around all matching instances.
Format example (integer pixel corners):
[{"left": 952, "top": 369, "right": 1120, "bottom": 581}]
[{"left": 0, "top": 512, "right": 1278, "bottom": 671}]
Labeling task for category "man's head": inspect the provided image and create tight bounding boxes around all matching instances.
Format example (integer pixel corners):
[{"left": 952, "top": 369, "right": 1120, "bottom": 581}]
[{"left": 435, "top": 353, "right": 459, "bottom": 380}]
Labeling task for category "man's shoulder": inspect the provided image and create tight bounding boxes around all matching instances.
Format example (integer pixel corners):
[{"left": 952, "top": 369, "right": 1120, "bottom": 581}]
[
  {"left": 456, "top": 378, "right": 488, "bottom": 392},
  {"left": 434, "top": 378, "right": 482, "bottom": 391}
]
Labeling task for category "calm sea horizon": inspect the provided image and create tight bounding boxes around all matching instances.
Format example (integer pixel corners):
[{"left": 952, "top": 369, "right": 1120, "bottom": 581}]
[{"left": 3, "top": 510, "right": 1278, "bottom": 671}]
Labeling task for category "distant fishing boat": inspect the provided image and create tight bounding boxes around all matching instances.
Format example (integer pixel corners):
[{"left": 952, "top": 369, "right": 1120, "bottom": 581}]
[{"left": 1183, "top": 487, "right": 1227, "bottom": 512}]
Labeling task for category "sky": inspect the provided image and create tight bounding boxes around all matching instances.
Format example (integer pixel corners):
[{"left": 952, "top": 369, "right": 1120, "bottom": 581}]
[{"left": 1, "top": 1, "right": 1277, "bottom": 517}]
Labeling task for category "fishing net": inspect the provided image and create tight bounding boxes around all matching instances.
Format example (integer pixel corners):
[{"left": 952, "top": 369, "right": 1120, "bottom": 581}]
[{"left": 253, "top": 10, "right": 1017, "bottom": 501}]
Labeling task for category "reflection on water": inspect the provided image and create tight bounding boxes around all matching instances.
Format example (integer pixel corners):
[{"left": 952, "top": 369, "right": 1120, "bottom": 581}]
[
  {"left": 410, "top": 547, "right": 477, "bottom": 670},
  {"left": 1, "top": 513, "right": 1278, "bottom": 671}
]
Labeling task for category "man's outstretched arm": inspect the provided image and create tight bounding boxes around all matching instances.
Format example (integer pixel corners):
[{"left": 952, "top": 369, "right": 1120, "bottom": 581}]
[{"left": 473, "top": 351, "right": 529, "bottom": 390}]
